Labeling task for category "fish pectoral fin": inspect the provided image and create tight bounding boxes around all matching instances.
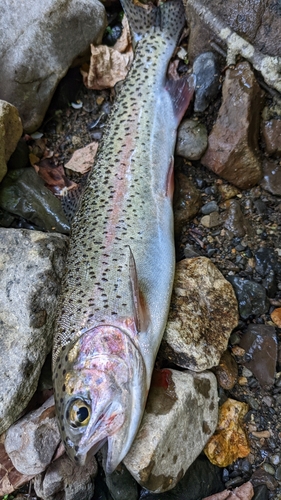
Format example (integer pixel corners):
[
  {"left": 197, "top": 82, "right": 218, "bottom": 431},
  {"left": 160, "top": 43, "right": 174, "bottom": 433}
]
[
  {"left": 128, "top": 246, "right": 149, "bottom": 333},
  {"left": 165, "top": 73, "right": 196, "bottom": 125}
]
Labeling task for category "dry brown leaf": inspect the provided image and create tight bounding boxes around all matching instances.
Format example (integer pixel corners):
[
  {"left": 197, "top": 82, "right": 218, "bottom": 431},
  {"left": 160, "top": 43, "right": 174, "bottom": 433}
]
[
  {"left": 82, "top": 16, "right": 133, "bottom": 90},
  {"left": 34, "top": 158, "right": 77, "bottom": 195},
  {"left": 65, "top": 142, "right": 99, "bottom": 174}
]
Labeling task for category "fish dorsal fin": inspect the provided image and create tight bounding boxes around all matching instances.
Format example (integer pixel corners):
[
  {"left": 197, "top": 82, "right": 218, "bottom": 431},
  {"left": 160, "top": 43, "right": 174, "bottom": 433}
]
[{"left": 128, "top": 246, "right": 149, "bottom": 333}]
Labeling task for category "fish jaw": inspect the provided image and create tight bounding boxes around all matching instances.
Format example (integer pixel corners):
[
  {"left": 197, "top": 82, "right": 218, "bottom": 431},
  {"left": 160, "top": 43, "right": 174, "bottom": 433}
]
[{"left": 53, "top": 325, "right": 147, "bottom": 469}]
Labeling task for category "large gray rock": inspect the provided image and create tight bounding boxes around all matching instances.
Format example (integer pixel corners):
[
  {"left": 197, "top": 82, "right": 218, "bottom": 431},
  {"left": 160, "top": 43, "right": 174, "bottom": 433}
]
[
  {"left": 34, "top": 453, "right": 97, "bottom": 500},
  {"left": 0, "top": 228, "right": 68, "bottom": 434},
  {"left": 0, "top": 0, "right": 107, "bottom": 133},
  {"left": 0, "top": 100, "right": 23, "bottom": 182},
  {"left": 161, "top": 257, "right": 239, "bottom": 371},
  {"left": 123, "top": 369, "right": 218, "bottom": 493}
]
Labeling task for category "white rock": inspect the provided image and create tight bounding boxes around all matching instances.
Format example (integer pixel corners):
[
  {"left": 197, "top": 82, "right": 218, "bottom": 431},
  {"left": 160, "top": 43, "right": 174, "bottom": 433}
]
[
  {"left": 0, "top": 0, "right": 106, "bottom": 132},
  {"left": 123, "top": 369, "right": 218, "bottom": 493},
  {"left": 176, "top": 119, "right": 208, "bottom": 160},
  {"left": 161, "top": 257, "right": 239, "bottom": 371},
  {"left": 0, "top": 229, "right": 68, "bottom": 434}
]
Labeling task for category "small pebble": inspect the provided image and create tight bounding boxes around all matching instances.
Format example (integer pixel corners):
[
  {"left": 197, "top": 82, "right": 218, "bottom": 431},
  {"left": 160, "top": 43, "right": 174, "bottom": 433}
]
[
  {"left": 262, "top": 463, "right": 276, "bottom": 476},
  {"left": 270, "top": 454, "right": 280, "bottom": 466},
  {"left": 201, "top": 201, "right": 219, "bottom": 215},
  {"left": 275, "top": 465, "right": 281, "bottom": 481},
  {"left": 201, "top": 212, "right": 222, "bottom": 228}
]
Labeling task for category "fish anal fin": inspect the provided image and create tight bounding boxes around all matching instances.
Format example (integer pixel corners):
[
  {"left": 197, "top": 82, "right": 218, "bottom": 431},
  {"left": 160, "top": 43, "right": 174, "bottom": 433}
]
[
  {"left": 128, "top": 246, "right": 149, "bottom": 333},
  {"left": 166, "top": 155, "right": 174, "bottom": 198},
  {"left": 166, "top": 74, "right": 196, "bottom": 125}
]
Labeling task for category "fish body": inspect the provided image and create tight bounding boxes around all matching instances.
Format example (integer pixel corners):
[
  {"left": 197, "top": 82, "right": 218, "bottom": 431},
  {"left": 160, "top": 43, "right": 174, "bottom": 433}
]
[{"left": 53, "top": 0, "right": 194, "bottom": 473}]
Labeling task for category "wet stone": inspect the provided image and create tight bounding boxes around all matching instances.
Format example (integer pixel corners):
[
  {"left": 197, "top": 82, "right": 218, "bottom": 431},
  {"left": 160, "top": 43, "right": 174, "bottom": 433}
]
[
  {"left": 176, "top": 119, "right": 208, "bottom": 160},
  {"left": 253, "top": 484, "right": 270, "bottom": 500},
  {"left": 214, "top": 350, "right": 238, "bottom": 390},
  {"left": 101, "top": 460, "right": 139, "bottom": 500},
  {"left": 201, "top": 201, "right": 219, "bottom": 215},
  {"left": 162, "top": 257, "right": 238, "bottom": 371},
  {"left": 223, "top": 200, "right": 252, "bottom": 238},
  {"left": 251, "top": 469, "right": 278, "bottom": 491},
  {"left": 123, "top": 369, "right": 218, "bottom": 493},
  {"left": 261, "top": 160, "right": 281, "bottom": 196},
  {"left": 262, "top": 464, "right": 275, "bottom": 476},
  {"left": 255, "top": 247, "right": 280, "bottom": 277},
  {"left": 193, "top": 52, "right": 220, "bottom": 113},
  {"left": 201, "top": 212, "right": 222, "bottom": 228},
  {"left": 275, "top": 465, "right": 281, "bottom": 481},
  {"left": 173, "top": 171, "right": 202, "bottom": 239},
  {"left": 227, "top": 276, "right": 269, "bottom": 320},
  {"left": 239, "top": 324, "right": 277, "bottom": 389},
  {"left": 262, "top": 119, "right": 281, "bottom": 157}
]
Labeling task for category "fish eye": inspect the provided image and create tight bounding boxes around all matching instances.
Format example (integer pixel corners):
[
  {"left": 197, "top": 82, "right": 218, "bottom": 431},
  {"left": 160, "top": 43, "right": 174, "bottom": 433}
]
[{"left": 68, "top": 399, "right": 91, "bottom": 427}]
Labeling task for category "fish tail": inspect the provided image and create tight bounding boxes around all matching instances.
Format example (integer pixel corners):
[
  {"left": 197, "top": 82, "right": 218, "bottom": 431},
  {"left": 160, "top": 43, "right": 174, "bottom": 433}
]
[{"left": 120, "top": 0, "right": 186, "bottom": 46}]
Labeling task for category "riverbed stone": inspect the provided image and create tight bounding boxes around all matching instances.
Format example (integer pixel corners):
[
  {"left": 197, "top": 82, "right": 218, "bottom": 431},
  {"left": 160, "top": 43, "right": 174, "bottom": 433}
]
[
  {"left": 0, "top": 228, "right": 68, "bottom": 434},
  {"left": 173, "top": 171, "right": 202, "bottom": 239},
  {"left": 193, "top": 52, "right": 220, "bottom": 113},
  {"left": 262, "top": 119, "right": 281, "bottom": 157},
  {"left": 0, "top": 0, "right": 106, "bottom": 133},
  {"left": 34, "top": 453, "right": 97, "bottom": 500},
  {"left": 0, "top": 100, "right": 23, "bottom": 182},
  {"left": 239, "top": 324, "right": 277, "bottom": 389},
  {"left": 201, "top": 62, "right": 263, "bottom": 189},
  {"left": 161, "top": 257, "right": 238, "bottom": 371},
  {"left": 176, "top": 119, "right": 208, "bottom": 160},
  {"left": 4, "top": 397, "right": 61, "bottom": 476},
  {"left": 123, "top": 369, "right": 218, "bottom": 493},
  {"left": 227, "top": 276, "right": 269, "bottom": 320},
  {"left": 261, "top": 160, "right": 281, "bottom": 196}
]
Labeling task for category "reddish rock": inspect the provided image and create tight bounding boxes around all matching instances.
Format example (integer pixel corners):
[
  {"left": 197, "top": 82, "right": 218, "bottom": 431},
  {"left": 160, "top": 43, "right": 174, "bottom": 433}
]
[
  {"left": 262, "top": 119, "right": 281, "bottom": 156},
  {"left": 239, "top": 324, "right": 277, "bottom": 389},
  {"left": 202, "top": 481, "right": 254, "bottom": 499},
  {"left": 214, "top": 350, "right": 238, "bottom": 390},
  {"left": 261, "top": 159, "right": 281, "bottom": 196},
  {"left": 201, "top": 62, "right": 264, "bottom": 190}
]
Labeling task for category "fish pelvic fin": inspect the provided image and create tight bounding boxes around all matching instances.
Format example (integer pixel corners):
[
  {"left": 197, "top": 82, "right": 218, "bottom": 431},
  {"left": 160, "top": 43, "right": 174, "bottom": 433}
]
[
  {"left": 120, "top": 0, "right": 187, "bottom": 47},
  {"left": 166, "top": 73, "right": 196, "bottom": 125}
]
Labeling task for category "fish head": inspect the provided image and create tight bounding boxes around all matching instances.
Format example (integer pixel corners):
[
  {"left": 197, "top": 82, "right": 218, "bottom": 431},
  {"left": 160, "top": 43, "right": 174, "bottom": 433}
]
[{"left": 53, "top": 325, "right": 146, "bottom": 472}]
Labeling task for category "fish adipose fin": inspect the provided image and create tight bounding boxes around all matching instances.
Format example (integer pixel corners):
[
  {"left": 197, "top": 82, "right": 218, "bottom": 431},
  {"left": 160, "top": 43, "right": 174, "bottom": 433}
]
[{"left": 120, "top": 0, "right": 187, "bottom": 46}]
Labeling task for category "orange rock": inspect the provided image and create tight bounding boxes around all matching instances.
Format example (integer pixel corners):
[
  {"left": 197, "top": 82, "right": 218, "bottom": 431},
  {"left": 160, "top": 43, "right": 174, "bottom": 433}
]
[
  {"left": 204, "top": 398, "right": 250, "bottom": 467},
  {"left": 271, "top": 307, "right": 281, "bottom": 327}
]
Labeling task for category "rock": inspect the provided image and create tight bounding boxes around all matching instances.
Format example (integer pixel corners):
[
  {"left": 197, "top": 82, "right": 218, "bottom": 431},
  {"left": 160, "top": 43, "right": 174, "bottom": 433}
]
[
  {"left": 176, "top": 119, "right": 208, "bottom": 160},
  {"left": 227, "top": 276, "right": 269, "bottom": 320},
  {"left": 0, "top": 0, "right": 107, "bottom": 133},
  {"left": 7, "top": 137, "right": 30, "bottom": 170},
  {"left": 184, "top": 0, "right": 281, "bottom": 62},
  {"left": 123, "top": 369, "right": 218, "bottom": 493},
  {"left": 202, "top": 481, "right": 254, "bottom": 499},
  {"left": 101, "top": 459, "right": 139, "bottom": 500},
  {"left": 217, "top": 184, "right": 241, "bottom": 201},
  {"left": 161, "top": 257, "right": 238, "bottom": 371},
  {"left": 251, "top": 469, "right": 278, "bottom": 491},
  {"left": 0, "top": 100, "right": 23, "bottom": 182},
  {"left": 253, "top": 484, "right": 270, "bottom": 500},
  {"left": 0, "top": 228, "right": 68, "bottom": 434},
  {"left": 255, "top": 247, "right": 280, "bottom": 277},
  {"left": 0, "top": 442, "right": 33, "bottom": 497},
  {"left": 193, "top": 52, "right": 220, "bottom": 112},
  {"left": 0, "top": 168, "right": 70, "bottom": 233},
  {"left": 201, "top": 62, "right": 263, "bottom": 190},
  {"left": 201, "top": 201, "right": 219, "bottom": 215},
  {"left": 204, "top": 398, "right": 250, "bottom": 468},
  {"left": 173, "top": 171, "right": 202, "bottom": 239},
  {"left": 223, "top": 200, "right": 252, "bottom": 238},
  {"left": 201, "top": 212, "right": 222, "bottom": 228},
  {"left": 214, "top": 350, "right": 238, "bottom": 390},
  {"left": 260, "top": 160, "right": 281, "bottom": 196},
  {"left": 239, "top": 324, "right": 277, "bottom": 389},
  {"left": 271, "top": 307, "right": 281, "bottom": 328},
  {"left": 262, "top": 119, "right": 281, "bottom": 157},
  {"left": 4, "top": 397, "right": 62, "bottom": 476},
  {"left": 34, "top": 453, "right": 97, "bottom": 500},
  {"left": 139, "top": 455, "right": 224, "bottom": 500}
]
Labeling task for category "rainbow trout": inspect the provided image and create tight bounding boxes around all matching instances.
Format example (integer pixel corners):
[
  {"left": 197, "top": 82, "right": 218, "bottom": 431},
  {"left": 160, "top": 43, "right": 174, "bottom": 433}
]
[{"left": 53, "top": 0, "right": 194, "bottom": 473}]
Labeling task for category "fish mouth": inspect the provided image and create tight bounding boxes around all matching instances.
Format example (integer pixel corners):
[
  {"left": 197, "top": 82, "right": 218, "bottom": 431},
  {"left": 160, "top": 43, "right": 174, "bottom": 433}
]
[{"left": 74, "top": 437, "right": 108, "bottom": 466}]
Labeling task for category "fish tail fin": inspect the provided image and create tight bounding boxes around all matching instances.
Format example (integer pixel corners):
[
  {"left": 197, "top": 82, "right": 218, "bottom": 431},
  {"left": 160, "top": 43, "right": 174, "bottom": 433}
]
[{"left": 120, "top": 0, "right": 186, "bottom": 46}]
